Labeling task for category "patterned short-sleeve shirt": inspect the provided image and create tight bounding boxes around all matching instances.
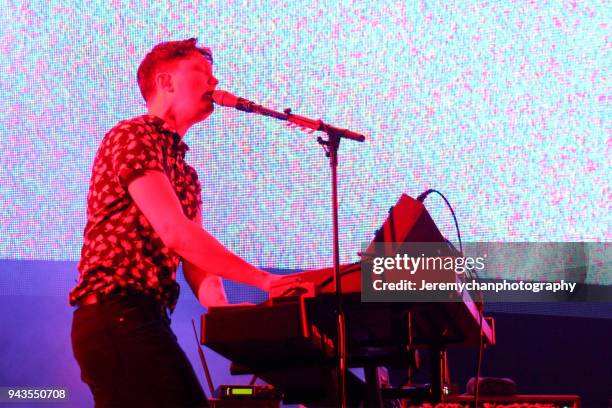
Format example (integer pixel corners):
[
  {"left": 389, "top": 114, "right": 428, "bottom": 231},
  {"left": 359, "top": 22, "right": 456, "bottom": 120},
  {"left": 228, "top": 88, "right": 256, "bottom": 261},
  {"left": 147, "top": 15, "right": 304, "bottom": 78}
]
[{"left": 69, "top": 114, "right": 202, "bottom": 312}]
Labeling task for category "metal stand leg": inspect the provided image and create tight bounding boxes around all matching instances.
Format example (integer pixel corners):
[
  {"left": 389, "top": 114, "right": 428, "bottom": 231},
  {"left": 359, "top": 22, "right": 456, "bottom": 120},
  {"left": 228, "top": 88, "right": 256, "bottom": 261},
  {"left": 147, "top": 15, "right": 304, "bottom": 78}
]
[
  {"left": 429, "top": 345, "right": 450, "bottom": 402},
  {"left": 364, "top": 365, "right": 383, "bottom": 408}
]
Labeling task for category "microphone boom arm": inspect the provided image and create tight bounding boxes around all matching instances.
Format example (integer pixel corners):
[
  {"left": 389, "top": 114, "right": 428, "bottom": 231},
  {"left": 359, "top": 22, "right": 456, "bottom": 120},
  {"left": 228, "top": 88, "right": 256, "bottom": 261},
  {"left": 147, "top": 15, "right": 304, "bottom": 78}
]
[{"left": 215, "top": 91, "right": 366, "bottom": 143}]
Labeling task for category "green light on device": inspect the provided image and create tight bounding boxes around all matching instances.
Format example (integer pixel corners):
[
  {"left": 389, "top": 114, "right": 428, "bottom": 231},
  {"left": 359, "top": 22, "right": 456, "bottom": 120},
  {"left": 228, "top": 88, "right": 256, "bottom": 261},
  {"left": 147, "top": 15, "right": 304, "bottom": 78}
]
[{"left": 228, "top": 387, "right": 254, "bottom": 396}]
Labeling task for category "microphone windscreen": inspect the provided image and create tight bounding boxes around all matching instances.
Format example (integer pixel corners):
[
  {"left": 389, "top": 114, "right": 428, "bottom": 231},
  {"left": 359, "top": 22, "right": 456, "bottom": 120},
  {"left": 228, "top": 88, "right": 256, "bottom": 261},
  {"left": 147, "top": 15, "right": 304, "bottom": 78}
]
[{"left": 212, "top": 90, "right": 237, "bottom": 107}]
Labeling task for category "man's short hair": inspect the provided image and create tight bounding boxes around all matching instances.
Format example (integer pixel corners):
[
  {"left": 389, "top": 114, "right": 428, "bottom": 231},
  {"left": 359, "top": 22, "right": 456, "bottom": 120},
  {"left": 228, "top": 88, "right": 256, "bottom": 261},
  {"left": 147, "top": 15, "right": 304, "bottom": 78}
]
[{"left": 137, "top": 38, "right": 213, "bottom": 103}]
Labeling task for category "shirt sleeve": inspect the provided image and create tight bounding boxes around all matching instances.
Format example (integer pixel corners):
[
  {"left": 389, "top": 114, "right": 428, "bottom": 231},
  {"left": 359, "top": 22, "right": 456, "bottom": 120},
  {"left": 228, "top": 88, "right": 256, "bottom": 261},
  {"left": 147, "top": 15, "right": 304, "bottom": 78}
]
[
  {"left": 110, "top": 124, "right": 167, "bottom": 188},
  {"left": 186, "top": 164, "right": 203, "bottom": 210}
]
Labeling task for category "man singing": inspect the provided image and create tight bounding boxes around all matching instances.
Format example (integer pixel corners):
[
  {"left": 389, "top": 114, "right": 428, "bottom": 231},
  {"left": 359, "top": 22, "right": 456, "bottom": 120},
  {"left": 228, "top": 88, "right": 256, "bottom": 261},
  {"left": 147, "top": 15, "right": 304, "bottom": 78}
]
[{"left": 69, "top": 38, "right": 278, "bottom": 407}]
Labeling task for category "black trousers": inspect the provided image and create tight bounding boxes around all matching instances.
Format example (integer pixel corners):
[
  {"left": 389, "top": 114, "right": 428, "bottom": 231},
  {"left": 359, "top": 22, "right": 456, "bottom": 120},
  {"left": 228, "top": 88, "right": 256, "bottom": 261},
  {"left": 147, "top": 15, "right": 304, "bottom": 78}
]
[{"left": 71, "top": 293, "right": 208, "bottom": 407}]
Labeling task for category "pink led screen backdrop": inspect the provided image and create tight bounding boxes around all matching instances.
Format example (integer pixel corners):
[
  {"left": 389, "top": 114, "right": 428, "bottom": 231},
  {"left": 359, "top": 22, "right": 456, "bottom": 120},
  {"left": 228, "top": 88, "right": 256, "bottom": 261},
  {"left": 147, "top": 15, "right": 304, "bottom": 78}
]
[{"left": 1, "top": 1, "right": 610, "bottom": 282}]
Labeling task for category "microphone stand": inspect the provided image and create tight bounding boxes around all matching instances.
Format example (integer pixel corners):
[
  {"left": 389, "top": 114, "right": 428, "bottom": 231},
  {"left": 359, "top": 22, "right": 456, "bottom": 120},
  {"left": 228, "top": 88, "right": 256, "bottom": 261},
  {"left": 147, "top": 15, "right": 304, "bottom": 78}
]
[
  {"left": 318, "top": 127, "right": 348, "bottom": 408},
  {"left": 221, "top": 99, "right": 365, "bottom": 408}
]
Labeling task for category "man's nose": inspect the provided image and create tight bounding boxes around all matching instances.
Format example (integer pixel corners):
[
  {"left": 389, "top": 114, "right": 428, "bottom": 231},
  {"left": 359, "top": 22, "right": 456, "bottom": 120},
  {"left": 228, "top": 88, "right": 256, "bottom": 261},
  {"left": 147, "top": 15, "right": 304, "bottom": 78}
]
[{"left": 208, "top": 76, "right": 219, "bottom": 87}]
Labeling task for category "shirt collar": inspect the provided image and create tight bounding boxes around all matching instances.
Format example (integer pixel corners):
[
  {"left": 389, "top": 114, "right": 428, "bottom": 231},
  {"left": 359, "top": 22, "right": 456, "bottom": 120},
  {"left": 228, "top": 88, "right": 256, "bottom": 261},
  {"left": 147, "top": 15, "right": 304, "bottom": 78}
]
[{"left": 141, "top": 114, "right": 190, "bottom": 157}]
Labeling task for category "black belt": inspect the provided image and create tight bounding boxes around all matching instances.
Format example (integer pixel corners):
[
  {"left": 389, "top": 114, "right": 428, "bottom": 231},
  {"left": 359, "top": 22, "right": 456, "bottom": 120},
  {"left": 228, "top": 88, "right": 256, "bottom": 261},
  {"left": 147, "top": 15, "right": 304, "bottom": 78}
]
[{"left": 75, "top": 290, "right": 170, "bottom": 323}]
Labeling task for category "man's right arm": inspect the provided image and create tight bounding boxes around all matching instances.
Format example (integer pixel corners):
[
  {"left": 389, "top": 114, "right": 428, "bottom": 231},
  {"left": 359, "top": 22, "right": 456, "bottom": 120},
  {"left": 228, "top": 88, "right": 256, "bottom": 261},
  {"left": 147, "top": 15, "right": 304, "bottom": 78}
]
[{"left": 127, "top": 170, "right": 276, "bottom": 290}]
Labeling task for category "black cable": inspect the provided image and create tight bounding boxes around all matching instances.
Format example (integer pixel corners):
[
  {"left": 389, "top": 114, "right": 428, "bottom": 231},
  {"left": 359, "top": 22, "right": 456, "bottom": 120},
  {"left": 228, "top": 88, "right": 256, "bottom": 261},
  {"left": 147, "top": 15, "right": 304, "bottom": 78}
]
[
  {"left": 419, "top": 190, "right": 487, "bottom": 306},
  {"left": 419, "top": 192, "right": 468, "bottom": 343},
  {"left": 418, "top": 188, "right": 488, "bottom": 402},
  {"left": 475, "top": 309, "right": 484, "bottom": 406},
  {"left": 416, "top": 189, "right": 463, "bottom": 255}
]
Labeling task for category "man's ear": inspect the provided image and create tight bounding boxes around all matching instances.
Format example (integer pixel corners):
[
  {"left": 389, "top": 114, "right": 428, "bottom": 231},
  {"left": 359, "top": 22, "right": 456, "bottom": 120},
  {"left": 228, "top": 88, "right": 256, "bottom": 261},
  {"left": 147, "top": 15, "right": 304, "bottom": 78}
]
[{"left": 154, "top": 72, "right": 174, "bottom": 94}]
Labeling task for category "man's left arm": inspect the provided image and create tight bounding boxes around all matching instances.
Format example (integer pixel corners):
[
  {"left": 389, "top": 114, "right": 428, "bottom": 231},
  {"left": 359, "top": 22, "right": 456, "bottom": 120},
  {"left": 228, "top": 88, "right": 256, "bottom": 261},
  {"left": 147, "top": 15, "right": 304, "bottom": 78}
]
[{"left": 182, "top": 207, "right": 229, "bottom": 308}]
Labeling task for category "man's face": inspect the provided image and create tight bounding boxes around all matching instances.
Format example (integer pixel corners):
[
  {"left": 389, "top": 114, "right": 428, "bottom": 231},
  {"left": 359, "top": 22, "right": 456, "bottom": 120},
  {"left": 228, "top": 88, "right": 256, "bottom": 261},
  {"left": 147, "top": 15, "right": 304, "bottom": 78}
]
[{"left": 167, "top": 52, "right": 218, "bottom": 125}]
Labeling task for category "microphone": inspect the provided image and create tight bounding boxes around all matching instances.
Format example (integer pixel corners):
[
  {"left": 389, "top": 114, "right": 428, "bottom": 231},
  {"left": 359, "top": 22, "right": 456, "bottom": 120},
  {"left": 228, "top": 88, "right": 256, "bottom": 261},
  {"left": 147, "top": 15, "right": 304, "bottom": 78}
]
[
  {"left": 212, "top": 90, "right": 287, "bottom": 121},
  {"left": 212, "top": 90, "right": 257, "bottom": 113}
]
